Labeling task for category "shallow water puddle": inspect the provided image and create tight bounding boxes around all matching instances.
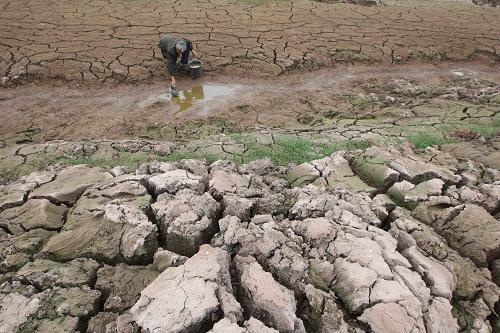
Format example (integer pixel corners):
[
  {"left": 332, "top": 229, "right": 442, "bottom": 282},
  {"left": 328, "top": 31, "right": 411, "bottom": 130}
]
[{"left": 155, "top": 84, "right": 236, "bottom": 112}]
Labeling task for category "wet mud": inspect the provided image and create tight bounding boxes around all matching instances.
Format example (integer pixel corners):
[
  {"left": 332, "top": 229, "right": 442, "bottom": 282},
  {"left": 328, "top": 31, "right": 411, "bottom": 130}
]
[{"left": 0, "top": 62, "right": 498, "bottom": 143}]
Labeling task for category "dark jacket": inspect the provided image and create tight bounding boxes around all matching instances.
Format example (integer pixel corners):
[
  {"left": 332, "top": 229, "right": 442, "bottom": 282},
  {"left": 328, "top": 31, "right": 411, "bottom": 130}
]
[{"left": 159, "top": 35, "right": 193, "bottom": 75}]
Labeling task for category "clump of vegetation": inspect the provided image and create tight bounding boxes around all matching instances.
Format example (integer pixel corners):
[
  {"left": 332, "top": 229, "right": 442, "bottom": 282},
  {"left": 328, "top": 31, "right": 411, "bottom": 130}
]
[
  {"left": 238, "top": 137, "right": 323, "bottom": 165},
  {"left": 413, "top": 119, "right": 500, "bottom": 150},
  {"left": 405, "top": 133, "right": 456, "bottom": 149},
  {"left": 467, "top": 123, "right": 499, "bottom": 140},
  {"left": 232, "top": 135, "right": 370, "bottom": 165},
  {"left": 60, "top": 136, "right": 371, "bottom": 170},
  {"left": 449, "top": 122, "right": 499, "bottom": 141},
  {"left": 1, "top": 136, "right": 372, "bottom": 185}
]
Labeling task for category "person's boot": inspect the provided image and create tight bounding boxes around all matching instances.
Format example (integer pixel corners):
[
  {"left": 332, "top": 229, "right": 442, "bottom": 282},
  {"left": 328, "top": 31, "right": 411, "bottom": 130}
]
[{"left": 170, "top": 86, "right": 179, "bottom": 97}]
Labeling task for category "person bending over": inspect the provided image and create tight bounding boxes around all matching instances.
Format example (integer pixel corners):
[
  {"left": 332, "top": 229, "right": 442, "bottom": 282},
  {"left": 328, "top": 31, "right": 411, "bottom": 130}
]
[{"left": 159, "top": 34, "right": 198, "bottom": 88}]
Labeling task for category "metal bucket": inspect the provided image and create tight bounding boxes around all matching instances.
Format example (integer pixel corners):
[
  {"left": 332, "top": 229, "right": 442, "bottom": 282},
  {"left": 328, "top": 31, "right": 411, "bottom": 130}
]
[{"left": 188, "top": 59, "right": 203, "bottom": 79}]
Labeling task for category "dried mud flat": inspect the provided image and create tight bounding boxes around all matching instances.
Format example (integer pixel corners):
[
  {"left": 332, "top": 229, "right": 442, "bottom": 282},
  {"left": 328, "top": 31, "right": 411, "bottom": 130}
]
[{"left": 1, "top": 0, "right": 500, "bottom": 84}]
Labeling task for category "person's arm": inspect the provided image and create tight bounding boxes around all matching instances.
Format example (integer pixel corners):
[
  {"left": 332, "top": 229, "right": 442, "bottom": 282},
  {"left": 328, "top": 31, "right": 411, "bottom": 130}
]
[{"left": 187, "top": 40, "right": 198, "bottom": 58}]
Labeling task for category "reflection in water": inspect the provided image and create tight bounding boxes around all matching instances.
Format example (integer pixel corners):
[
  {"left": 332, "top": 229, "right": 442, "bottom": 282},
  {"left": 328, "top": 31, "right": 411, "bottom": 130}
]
[
  {"left": 170, "top": 85, "right": 235, "bottom": 112},
  {"left": 146, "top": 85, "right": 236, "bottom": 113},
  {"left": 172, "top": 85, "right": 205, "bottom": 112}
]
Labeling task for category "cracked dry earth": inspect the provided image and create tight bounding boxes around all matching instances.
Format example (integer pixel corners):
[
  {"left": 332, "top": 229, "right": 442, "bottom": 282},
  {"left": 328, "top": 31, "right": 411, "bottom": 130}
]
[
  {"left": 1, "top": 0, "right": 500, "bottom": 83},
  {"left": 1, "top": 0, "right": 500, "bottom": 332},
  {"left": 0, "top": 142, "right": 499, "bottom": 333}
]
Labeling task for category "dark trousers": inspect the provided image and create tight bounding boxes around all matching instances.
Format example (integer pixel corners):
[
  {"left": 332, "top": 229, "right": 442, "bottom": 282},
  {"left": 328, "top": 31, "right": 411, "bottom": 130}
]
[{"left": 180, "top": 50, "right": 190, "bottom": 64}]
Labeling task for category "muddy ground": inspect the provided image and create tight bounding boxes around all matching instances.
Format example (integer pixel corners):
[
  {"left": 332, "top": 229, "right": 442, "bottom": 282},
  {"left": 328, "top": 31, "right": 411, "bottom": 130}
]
[{"left": 1, "top": 62, "right": 499, "bottom": 143}]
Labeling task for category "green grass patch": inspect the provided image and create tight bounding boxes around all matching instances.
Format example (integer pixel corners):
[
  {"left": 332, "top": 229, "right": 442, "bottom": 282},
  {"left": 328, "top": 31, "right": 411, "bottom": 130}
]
[
  {"left": 233, "top": 136, "right": 371, "bottom": 165},
  {"left": 1, "top": 136, "right": 372, "bottom": 185},
  {"left": 467, "top": 123, "right": 499, "bottom": 140},
  {"left": 405, "top": 133, "right": 456, "bottom": 149},
  {"left": 241, "top": 137, "right": 320, "bottom": 165}
]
